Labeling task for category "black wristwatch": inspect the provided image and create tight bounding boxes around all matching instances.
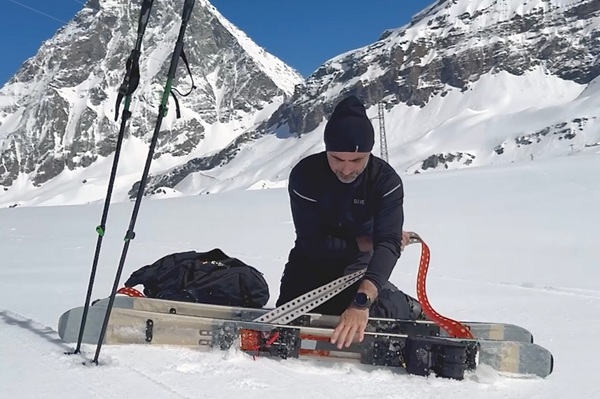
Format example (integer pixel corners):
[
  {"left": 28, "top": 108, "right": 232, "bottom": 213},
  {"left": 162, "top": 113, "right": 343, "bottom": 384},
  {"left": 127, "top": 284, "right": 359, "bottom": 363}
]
[{"left": 352, "top": 292, "right": 372, "bottom": 309}]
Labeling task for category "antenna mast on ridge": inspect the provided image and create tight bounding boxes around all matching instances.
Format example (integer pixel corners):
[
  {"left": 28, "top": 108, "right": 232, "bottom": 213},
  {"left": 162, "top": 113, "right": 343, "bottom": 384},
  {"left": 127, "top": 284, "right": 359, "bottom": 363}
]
[
  {"left": 498, "top": 0, "right": 509, "bottom": 22},
  {"left": 377, "top": 102, "right": 388, "bottom": 162}
]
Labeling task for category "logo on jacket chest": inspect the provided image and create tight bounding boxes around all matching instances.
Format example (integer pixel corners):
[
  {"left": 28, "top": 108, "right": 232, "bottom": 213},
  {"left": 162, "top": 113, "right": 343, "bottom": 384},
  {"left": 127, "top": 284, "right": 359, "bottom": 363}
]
[{"left": 353, "top": 198, "right": 365, "bottom": 205}]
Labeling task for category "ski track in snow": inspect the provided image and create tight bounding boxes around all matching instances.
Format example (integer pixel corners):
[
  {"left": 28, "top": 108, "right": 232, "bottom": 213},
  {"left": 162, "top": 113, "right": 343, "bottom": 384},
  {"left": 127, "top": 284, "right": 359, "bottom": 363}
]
[
  {"left": 429, "top": 274, "right": 600, "bottom": 301},
  {"left": 223, "top": 252, "right": 600, "bottom": 301},
  {"left": 0, "top": 310, "right": 111, "bottom": 399}
]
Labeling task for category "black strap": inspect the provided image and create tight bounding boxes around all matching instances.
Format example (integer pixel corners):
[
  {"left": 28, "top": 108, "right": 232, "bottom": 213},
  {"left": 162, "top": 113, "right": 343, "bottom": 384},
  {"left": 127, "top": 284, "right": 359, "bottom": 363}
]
[
  {"left": 169, "top": 49, "right": 197, "bottom": 118},
  {"left": 114, "top": 51, "right": 141, "bottom": 121},
  {"left": 114, "top": 0, "right": 154, "bottom": 121}
]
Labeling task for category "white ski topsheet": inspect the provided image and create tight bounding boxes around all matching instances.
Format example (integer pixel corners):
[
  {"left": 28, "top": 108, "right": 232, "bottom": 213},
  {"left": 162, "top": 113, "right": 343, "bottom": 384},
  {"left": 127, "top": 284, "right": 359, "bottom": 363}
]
[
  {"left": 91, "top": 296, "right": 535, "bottom": 342},
  {"left": 56, "top": 304, "right": 553, "bottom": 377},
  {"left": 1, "top": 153, "right": 599, "bottom": 398}
]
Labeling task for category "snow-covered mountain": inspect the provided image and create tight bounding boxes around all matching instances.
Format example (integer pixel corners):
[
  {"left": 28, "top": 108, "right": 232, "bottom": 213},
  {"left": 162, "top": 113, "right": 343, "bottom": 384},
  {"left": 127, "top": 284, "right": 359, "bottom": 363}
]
[
  {"left": 0, "top": 0, "right": 302, "bottom": 205},
  {"left": 269, "top": 0, "right": 600, "bottom": 171},
  {"left": 2, "top": 0, "right": 600, "bottom": 207}
]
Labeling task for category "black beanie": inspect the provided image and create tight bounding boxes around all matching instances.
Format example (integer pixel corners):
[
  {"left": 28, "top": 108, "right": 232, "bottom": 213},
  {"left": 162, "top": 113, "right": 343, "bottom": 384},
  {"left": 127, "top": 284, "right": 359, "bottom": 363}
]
[{"left": 324, "top": 96, "right": 375, "bottom": 153}]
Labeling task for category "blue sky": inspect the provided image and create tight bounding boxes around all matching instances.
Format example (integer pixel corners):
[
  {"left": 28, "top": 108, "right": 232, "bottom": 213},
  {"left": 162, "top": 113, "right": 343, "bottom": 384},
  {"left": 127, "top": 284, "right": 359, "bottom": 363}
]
[{"left": 0, "top": 0, "right": 434, "bottom": 85}]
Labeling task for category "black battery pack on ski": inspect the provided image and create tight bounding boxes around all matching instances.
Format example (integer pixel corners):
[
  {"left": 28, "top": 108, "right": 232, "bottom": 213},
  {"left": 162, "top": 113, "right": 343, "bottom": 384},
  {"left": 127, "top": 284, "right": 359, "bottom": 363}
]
[
  {"left": 359, "top": 334, "right": 476, "bottom": 380},
  {"left": 402, "top": 336, "right": 478, "bottom": 379}
]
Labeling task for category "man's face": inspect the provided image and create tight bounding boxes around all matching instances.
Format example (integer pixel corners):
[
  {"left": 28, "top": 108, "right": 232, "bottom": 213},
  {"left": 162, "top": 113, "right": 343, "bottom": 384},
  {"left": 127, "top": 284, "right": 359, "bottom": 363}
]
[{"left": 326, "top": 151, "right": 370, "bottom": 184}]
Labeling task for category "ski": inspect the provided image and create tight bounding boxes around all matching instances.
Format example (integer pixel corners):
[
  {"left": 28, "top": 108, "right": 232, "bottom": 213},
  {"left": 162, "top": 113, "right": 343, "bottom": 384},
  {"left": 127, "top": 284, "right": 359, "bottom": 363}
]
[
  {"left": 58, "top": 305, "right": 553, "bottom": 379},
  {"left": 91, "top": 296, "right": 534, "bottom": 343}
]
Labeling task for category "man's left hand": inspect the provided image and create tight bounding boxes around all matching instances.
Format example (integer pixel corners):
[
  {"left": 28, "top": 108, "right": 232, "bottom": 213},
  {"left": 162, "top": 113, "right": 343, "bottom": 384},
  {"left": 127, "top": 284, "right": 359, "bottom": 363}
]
[
  {"left": 401, "top": 230, "right": 411, "bottom": 251},
  {"left": 355, "top": 235, "right": 373, "bottom": 253},
  {"left": 330, "top": 307, "right": 369, "bottom": 349}
]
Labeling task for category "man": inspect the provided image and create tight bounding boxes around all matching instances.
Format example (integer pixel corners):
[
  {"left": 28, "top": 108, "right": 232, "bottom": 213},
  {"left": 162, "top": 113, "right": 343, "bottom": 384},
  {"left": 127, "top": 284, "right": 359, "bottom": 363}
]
[{"left": 277, "top": 95, "right": 422, "bottom": 350}]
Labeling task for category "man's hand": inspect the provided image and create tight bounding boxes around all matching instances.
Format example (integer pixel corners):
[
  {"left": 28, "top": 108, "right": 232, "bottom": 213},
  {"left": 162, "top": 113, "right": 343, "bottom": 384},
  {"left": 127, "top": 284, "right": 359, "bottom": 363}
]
[
  {"left": 356, "top": 235, "right": 373, "bottom": 253},
  {"left": 331, "top": 279, "right": 378, "bottom": 349},
  {"left": 401, "top": 230, "right": 411, "bottom": 251},
  {"left": 330, "top": 306, "right": 369, "bottom": 349}
]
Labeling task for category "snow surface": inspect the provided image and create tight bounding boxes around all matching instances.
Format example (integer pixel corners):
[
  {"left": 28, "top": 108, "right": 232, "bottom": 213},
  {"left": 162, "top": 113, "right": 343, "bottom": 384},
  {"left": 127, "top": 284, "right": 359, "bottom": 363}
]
[{"left": 1, "top": 151, "right": 599, "bottom": 398}]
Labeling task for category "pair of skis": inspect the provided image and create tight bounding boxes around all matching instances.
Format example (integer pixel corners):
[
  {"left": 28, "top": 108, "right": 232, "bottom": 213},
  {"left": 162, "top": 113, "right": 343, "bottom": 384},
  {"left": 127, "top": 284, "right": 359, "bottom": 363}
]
[{"left": 58, "top": 294, "right": 553, "bottom": 379}]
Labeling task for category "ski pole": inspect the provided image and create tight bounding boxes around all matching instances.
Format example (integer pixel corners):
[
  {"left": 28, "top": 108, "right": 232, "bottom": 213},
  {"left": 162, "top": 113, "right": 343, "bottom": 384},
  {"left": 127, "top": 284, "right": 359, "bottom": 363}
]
[
  {"left": 91, "top": 0, "right": 197, "bottom": 365},
  {"left": 72, "top": 0, "right": 156, "bottom": 355}
]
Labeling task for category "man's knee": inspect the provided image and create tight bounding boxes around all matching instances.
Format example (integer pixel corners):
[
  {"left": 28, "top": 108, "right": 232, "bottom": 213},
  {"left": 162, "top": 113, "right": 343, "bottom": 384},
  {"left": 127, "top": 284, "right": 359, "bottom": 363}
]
[{"left": 370, "top": 288, "right": 423, "bottom": 320}]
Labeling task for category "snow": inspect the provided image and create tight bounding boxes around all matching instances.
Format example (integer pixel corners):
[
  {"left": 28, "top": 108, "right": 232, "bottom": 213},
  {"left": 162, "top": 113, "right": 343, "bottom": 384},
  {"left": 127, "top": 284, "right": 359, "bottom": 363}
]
[
  {"left": 1, "top": 151, "right": 599, "bottom": 397},
  {"left": 201, "top": 0, "right": 303, "bottom": 95},
  {"left": 410, "top": 0, "right": 586, "bottom": 28}
]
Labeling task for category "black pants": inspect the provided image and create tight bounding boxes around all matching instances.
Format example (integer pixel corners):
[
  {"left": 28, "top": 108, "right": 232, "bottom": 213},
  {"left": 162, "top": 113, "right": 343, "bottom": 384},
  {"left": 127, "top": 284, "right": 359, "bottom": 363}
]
[{"left": 276, "top": 260, "right": 415, "bottom": 319}]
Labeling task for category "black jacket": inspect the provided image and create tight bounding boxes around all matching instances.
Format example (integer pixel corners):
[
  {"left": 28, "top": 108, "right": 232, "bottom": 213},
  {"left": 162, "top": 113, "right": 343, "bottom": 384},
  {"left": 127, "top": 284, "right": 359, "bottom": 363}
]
[{"left": 286, "top": 152, "right": 404, "bottom": 291}]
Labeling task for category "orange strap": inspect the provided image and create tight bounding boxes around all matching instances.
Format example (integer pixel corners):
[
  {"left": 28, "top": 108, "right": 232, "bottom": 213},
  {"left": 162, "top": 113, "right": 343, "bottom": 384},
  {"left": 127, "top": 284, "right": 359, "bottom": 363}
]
[
  {"left": 116, "top": 287, "right": 145, "bottom": 297},
  {"left": 411, "top": 233, "right": 474, "bottom": 339}
]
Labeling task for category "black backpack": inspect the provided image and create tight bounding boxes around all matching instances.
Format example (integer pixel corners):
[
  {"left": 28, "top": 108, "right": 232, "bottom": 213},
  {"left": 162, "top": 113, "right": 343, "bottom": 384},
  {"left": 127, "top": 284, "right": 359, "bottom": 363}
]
[{"left": 124, "top": 248, "right": 270, "bottom": 308}]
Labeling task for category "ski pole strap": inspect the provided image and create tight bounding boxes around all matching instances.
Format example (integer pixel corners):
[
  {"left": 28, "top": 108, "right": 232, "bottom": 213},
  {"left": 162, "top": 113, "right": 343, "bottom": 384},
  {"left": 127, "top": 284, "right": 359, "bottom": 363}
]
[
  {"left": 171, "top": 50, "right": 196, "bottom": 97},
  {"left": 114, "top": 0, "right": 155, "bottom": 121},
  {"left": 253, "top": 269, "right": 366, "bottom": 324},
  {"left": 114, "top": 51, "right": 140, "bottom": 121},
  {"left": 409, "top": 232, "right": 474, "bottom": 339},
  {"left": 169, "top": 49, "right": 196, "bottom": 118}
]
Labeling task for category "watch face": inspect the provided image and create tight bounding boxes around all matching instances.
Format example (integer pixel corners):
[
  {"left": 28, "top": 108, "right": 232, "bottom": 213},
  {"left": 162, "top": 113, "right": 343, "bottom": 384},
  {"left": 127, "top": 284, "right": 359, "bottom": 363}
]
[{"left": 354, "top": 293, "right": 369, "bottom": 307}]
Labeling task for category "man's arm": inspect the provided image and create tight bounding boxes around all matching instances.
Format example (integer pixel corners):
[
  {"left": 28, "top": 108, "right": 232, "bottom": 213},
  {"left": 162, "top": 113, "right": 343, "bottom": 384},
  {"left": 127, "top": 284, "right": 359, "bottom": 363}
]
[
  {"left": 361, "top": 176, "right": 404, "bottom": 292},
  {"left": 331, "top": 174, "right": 404, "bottom": 349},
  {"left": 354, "top": 230, "right": 411, "bottom": 299}
]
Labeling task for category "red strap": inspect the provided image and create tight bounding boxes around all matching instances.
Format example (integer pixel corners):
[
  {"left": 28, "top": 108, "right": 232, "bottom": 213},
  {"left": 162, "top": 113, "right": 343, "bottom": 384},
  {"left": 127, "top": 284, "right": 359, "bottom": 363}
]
[
  {"left": 116, "top": 287, "right": 145, "bottom": 297},
  {"left": 265, "top": 331, "right": 280, "bottom": 346},
  {"left": 412, "top": 234, "right": 474, "bottom": 339}
]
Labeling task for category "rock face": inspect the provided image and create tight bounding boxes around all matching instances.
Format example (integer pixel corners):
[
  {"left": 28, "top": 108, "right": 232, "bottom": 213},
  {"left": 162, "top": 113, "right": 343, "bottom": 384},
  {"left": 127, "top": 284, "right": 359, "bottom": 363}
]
[
  {"left": 0, "top": 0, "right": 302, "bottom": 188},
  {"left": 408, "top": 152, "right": 477, "bottom": 174},
  {"left": 268, "top": 0, "right": 600, "bottom": 138}
]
